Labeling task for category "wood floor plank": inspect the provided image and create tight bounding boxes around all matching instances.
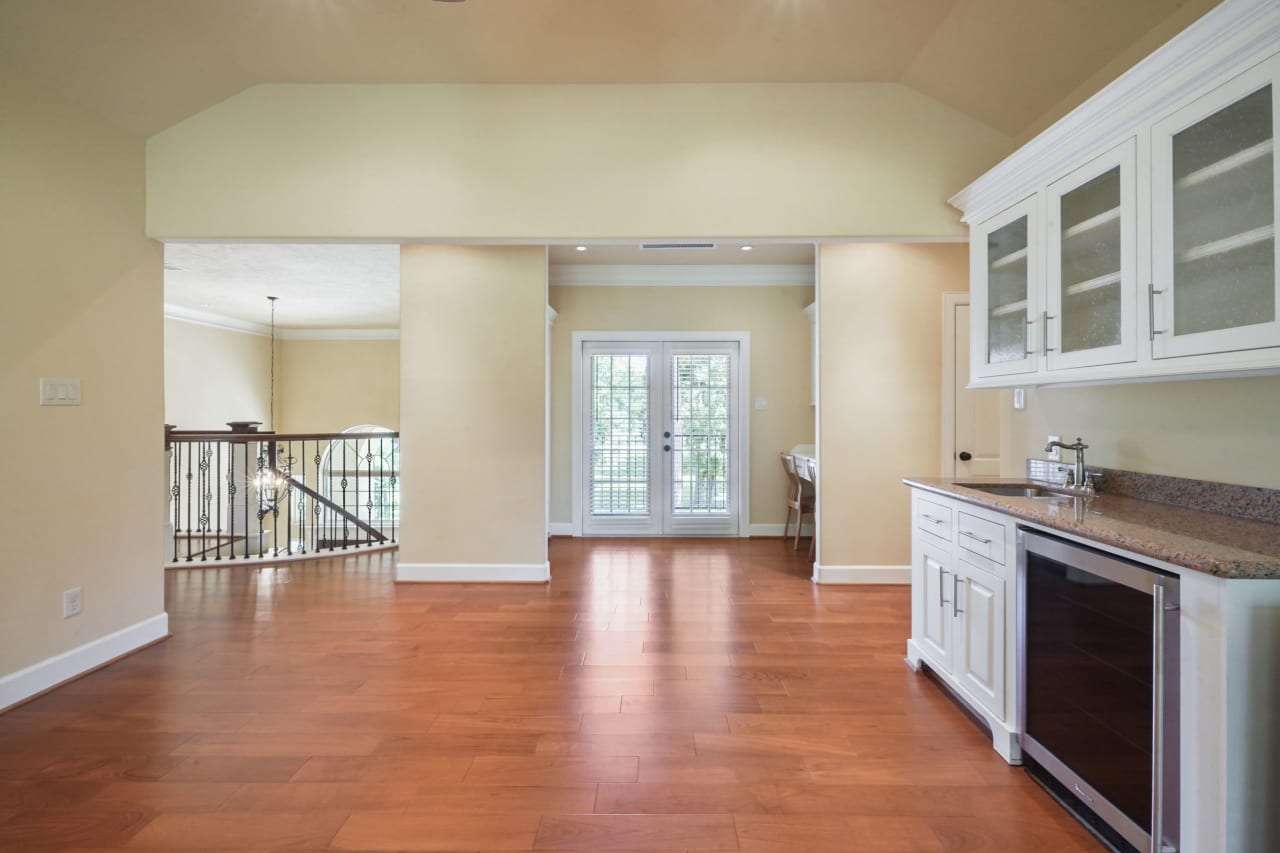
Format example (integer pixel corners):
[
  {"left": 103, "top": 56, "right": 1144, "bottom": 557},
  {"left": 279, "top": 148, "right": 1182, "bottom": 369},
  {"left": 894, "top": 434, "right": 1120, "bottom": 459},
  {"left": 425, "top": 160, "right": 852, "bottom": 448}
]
[
  {"left": 331, "top": 811, "right": 541, "bottom": 850},
  {"left": 533, "top": 813, "right": 739, "bottom": 850},
  {"left": 0, "top": 541, "right": 1103, "bottom": 851}
]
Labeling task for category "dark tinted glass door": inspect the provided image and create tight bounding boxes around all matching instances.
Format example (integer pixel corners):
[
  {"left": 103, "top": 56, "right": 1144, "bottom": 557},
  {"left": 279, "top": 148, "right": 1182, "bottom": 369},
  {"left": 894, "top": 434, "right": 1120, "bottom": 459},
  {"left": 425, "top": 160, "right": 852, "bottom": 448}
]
[{"left": 1024, "top": 551, "right": 1153, "bottom": 832}]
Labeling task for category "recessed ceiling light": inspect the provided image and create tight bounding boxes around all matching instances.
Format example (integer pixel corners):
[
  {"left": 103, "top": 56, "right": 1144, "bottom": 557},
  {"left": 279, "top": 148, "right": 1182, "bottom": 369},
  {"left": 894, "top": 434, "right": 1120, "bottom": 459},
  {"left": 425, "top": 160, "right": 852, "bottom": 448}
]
[
  {"left": 741, "top": 245, "right": 754, "bottom": 252},
  {"left": 575, "top": 246, "right": 587, "bottom": 252}
]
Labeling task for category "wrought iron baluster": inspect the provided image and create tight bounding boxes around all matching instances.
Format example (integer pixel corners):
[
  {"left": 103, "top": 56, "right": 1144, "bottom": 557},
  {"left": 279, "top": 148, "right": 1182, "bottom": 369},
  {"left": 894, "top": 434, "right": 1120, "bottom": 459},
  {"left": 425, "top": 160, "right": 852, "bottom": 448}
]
[
  {"left": 341, "top": 437, "right": 349, "bottom": 550},
  {"left": 389, "top": 435, "right": 398, "bottom": 544},
  {"left": 170, "top": 442, "right": 180, "bottom": 563},
  {"left": 184, "top": 441, "right": 193, "bottom": 562},
  {"left": 257, "top": 443, "right": 267, "bottom": 558},
  {"left": 215, "top": 442, "right": 222, "bottom": 561},
  {"left": 313, "top": 442, "right": 323, "bottom": 553},
  {"left": 243, "top": 439, "right": 250, "bottom": 560},
  {"left": 199, "top": 441, "right": 210, "bottom": 561},
  {"left": 365, "top": 438, "right": 374, "bottom": 546}
]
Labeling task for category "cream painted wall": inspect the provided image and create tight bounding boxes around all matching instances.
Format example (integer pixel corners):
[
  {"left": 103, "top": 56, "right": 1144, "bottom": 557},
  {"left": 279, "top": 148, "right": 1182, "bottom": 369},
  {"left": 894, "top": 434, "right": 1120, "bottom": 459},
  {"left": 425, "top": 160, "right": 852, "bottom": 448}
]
[
  {"left": 1001, "top": 377, "right": 1280, "bottom": 490},
  {"left": 146, "top": 83, "right": 1011, "bottom": 241},
  {"left": 0, "top": 65, "right": 165, "bottom": 678},
  {"left": 164, "top": 318, "right": 271, "bottom": 429},
  {"left": 548, "top": 285, "right": 816, "bottom": 530},
  {"left": 817, "top": 242, "right": 969, "bottom": 569},
  {"left": 398, "top": 245, "right": 546, "bottom": 570},
  {"left": 277, "top": 339, "right": 399, "bottom": 433}
]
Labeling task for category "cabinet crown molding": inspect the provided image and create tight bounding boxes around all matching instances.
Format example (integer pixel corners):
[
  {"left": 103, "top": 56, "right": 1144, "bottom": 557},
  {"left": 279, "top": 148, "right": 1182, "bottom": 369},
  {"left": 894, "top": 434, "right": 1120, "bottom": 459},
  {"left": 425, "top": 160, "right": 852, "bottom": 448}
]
[{"left": 950, "top": 0, "right": 1280, "bottom": 224}]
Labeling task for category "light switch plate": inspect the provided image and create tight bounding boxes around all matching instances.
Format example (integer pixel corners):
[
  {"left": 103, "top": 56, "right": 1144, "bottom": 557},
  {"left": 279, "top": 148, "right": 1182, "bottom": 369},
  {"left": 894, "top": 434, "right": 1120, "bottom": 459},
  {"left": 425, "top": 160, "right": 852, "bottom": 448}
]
[
  {"left": 39, "top": 378, "right": 81, "bottom": 406},
  {"left": 1013, "top": 388, "right": 1026, "bottom": 410},
  {"left": 62, "top": 587, "right": 83, "bottom": 618},
  {"left": 754, "top": 398, "right": 768, "bottom": 411}
]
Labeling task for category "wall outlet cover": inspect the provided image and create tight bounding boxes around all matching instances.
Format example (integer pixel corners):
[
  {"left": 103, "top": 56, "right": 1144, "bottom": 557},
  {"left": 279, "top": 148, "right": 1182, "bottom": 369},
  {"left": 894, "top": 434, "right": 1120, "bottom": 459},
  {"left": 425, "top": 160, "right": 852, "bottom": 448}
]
[
  {"left": 1047, "top": 435, "right": 1062, "bottom": 461},
  {"left": 62, "top": 587, "right": 83, "bottom": 618}
]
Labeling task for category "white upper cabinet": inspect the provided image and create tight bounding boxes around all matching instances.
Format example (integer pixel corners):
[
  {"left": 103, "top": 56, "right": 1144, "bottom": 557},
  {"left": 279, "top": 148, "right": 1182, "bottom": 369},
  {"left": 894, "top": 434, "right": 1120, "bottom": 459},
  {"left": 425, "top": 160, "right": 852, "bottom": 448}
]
[
  {"left": 955, "top": 0, "right": 1280, "bottom": 388},
  {"left": 972, "top": 197, "right": 1039, "bottom": 378},
  {"left": 1152, "top": 56, "right": 1280, "bottom": 359},
  {"left": 1045, "top": 139, "right": 1138, "bottom": 371}
]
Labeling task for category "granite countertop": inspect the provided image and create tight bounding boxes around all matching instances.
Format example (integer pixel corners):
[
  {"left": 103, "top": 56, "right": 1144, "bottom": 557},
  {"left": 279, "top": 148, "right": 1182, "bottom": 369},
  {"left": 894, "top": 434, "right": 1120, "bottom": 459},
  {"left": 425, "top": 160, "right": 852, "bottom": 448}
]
[{"left": 903, "top": 476, "right": 1280, "bottom": 580}]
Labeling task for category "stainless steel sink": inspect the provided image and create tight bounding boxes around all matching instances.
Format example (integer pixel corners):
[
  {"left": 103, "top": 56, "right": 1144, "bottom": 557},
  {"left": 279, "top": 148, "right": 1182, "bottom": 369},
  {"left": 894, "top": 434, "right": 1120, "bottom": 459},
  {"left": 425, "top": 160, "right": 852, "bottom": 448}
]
[{"left": 955, "top": 483, "right": 1071, "bottom": 499}]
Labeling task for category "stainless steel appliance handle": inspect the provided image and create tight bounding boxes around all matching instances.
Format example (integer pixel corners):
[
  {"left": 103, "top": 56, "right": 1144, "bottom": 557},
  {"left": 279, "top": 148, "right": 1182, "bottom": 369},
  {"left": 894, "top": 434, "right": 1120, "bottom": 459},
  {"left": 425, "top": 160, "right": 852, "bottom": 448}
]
[
  {"left": 1152, "top": 582, "right": 1167, "bottom": 853},
  {"left": 953, "top": 575, "right": 963, "bottom": 617}
]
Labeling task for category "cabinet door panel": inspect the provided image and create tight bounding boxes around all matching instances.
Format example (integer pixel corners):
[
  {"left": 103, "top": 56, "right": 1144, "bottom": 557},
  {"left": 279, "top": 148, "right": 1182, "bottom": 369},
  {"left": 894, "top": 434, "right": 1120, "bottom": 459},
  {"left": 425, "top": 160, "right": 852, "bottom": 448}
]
[
  {"left": 919, "top": 545, "right": 952, "bottom": 673},
  {"left": 1046, "top": 140, "right": 1138, "bottom": 371},
  {"left": 1153, "top": 57, "right": 1280, "bottom": 358},
  {"left": 971, "top": 197, "right": 1040, "bottom": 379},
  {"left": 956, "top": 560, "right": 1005, "bottom": 720}
]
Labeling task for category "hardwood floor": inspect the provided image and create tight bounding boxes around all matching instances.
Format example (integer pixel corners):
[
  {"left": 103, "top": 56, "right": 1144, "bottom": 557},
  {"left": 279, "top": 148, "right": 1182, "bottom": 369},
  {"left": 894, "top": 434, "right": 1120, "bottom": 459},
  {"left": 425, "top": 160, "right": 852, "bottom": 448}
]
[{"left": 0, "top": 538, "right": 1102, "bottom": 851}]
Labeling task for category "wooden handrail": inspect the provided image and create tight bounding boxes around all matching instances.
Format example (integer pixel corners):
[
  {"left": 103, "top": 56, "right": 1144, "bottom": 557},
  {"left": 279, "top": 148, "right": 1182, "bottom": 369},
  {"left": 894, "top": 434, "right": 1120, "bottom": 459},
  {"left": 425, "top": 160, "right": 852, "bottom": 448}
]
[{"left": 167, "top": 430, "right": 399, "bottom": 447}]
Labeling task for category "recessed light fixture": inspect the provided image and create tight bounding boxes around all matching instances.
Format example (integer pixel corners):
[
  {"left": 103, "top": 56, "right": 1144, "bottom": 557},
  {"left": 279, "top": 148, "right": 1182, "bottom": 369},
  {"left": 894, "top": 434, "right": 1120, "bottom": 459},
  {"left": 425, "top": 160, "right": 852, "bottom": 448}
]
[
  {"left": 741, "top": 245, "right": 754, "bottom": 252},
  {"left": 575, "top": 246, "right": 587, "bottom": 252}
]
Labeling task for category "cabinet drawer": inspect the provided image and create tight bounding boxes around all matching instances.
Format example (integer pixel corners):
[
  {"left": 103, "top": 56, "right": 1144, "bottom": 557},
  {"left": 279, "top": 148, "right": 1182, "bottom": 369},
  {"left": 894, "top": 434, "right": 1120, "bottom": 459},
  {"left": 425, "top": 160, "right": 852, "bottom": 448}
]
[
  {"left": 916, "top": 498, "right": 954, "bottom": 542},
  {"left": 957, "top": 511, "right": 1006, "bottom": 564}
]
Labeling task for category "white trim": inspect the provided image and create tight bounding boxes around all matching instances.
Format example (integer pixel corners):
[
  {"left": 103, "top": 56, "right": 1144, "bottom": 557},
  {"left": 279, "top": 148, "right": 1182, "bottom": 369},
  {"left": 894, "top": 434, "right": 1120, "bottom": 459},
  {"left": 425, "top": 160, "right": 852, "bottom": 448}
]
[
  {"left": 396, "top": 562, "right": 551, "bottom": 583},
  {"left": 811, "top": 564, "right": 911, "bottom": 585},
  {"left": 164, "top": 303, "right": 270, "bottom": 336},
  {"left": 164, "top": 305, "right": 399, "bottom": 340},
  {"left": 548, "top": 522, "right": 574, "bottom": 537},
  {"left": 277, "top": 328, "right": 400, "bottom": 341},
  {"left": 0, "top": 613, "right": 170, "bottom": 712},
  {"left": 748, "top": 523, "right": 814, "bottom": 537},
  {"left": 570, "top": 331, "right": 751, "bottom": 539},
  {"left": 940, "top": 292, "right": 966, "bottom": 480},
  {"left": 949, "top": 0, "right": 1280, "bottom": 223},
  {"left": 551, "top": 264, "right": 814, "bottom": 287}
]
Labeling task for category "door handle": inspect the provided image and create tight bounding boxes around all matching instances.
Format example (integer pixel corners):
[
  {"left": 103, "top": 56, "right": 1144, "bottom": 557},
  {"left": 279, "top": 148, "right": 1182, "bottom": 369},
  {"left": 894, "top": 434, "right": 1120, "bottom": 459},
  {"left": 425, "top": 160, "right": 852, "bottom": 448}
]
[
  {"left": 958, "top": 451, "right": 972, "bottom": 462},
  {"left": 1149, "top": 284, "right": 1166, "bottom": 341}
]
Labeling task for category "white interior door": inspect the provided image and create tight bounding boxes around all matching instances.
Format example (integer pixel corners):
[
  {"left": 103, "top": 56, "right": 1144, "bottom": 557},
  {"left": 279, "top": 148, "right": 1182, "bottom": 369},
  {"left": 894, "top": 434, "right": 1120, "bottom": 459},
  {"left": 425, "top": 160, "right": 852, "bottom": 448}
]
[
  {"left": 580, "top": 340, "right": 740, "bottom": 536},
  {"left": 951, "top": 303, "right": 1003, "bottom": 478}
]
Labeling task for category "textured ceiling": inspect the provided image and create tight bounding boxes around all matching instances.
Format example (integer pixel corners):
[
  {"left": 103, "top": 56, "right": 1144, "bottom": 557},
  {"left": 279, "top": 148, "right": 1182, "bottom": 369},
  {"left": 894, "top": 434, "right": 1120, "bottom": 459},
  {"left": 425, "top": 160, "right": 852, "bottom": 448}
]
[{"left": 0, "top": 0, "right": 1207, "bottom": 138}]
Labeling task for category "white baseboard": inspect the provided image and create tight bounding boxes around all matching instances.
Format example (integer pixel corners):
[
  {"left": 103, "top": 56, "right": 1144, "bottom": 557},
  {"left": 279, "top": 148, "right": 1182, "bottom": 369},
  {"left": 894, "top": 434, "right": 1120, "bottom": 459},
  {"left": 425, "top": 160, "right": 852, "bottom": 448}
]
[
  {"left": 748, "top": 523, "right": 814, "bottom": 537},
  {"left": 812, "top": 564, "right": 910, "bottom": 584},
  {"left": 547, "top": 523, "right": 574, "bottom": 537},
  {"left": 396, "top": 562, "right": 551, "bottom": 583},
  {"left": 0, "top": 613, "right": 170, "bottom": 712}
]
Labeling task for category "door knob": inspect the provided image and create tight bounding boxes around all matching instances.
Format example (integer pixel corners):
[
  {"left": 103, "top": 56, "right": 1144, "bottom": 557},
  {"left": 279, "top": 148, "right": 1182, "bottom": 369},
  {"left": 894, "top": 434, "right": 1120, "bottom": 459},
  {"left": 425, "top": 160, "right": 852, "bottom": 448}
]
[
  {"left": 958, "top": 451, "right": 973, "bottom": 462},
  {"left": 664, "top": 431, "right": 671, "bottom": 438},
  {"left": 663, "top": 445, "right": 671, "bottom": 452}
]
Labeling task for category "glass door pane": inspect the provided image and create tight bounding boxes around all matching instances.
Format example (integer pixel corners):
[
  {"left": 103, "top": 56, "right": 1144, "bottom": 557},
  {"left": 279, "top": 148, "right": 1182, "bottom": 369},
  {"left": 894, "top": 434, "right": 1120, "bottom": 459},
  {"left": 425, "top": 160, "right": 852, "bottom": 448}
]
[
  {"left": 1173, "top": 85, "right": 1274, "bottom": 336},
  {"left": 1060, "top": 168, "right": 1123, "bottom": 352},
  {"left": 669, "top": 353, "right": 731, "bottom": 517},
  {"left": 1046, "top": 139, "right": 1136, "bottom": 371},
  {"left": 1154, "top": 59, "right": 1280, "bottom": 358},
  {"left": 583, "top": 347, "right": 660, "bottom": 535},
  {"left": 987, "top": 216, "right": 1031, "bottom": 365}
]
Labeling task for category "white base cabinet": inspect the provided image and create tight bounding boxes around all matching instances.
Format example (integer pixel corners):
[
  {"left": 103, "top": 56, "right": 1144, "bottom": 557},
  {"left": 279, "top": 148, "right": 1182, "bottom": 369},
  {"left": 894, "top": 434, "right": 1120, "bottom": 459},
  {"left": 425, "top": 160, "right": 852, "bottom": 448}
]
[{"left": 906, "top": 489, "right": 1019, "bottom": 763}]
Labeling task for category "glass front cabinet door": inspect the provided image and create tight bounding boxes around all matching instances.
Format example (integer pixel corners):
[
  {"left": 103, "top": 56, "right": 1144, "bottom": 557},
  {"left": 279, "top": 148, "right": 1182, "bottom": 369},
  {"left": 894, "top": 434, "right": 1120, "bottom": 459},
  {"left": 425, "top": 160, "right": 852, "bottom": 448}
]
[
  {"left": 972, "top": 197, "right": 1039, "bottom": 379},
  {"left": 1151, "top": 56, "right": 1280, "bottom": 359},
  {"left": 1045, "top": 140, "right": 1138, "bottom": 371}
]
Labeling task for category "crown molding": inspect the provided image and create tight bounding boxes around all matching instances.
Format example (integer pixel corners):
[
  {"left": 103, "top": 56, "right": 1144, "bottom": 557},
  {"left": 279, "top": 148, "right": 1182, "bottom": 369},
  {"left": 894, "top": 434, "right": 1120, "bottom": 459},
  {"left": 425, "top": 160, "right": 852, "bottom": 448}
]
[
  {"left": 164, "top": 305, "right": 398, "bottom": 340},
  {"left": 949, "top": 0, "right": 1280, "bottom": 224},
  {"left": 164, "top": 303, "right": 270, "bottom": 336},
  {"left": 278, "top": 328, "right": 400, "bottom": 341},
  {"left": 550, "top": 263, "right": 815, "bottom": 287}
]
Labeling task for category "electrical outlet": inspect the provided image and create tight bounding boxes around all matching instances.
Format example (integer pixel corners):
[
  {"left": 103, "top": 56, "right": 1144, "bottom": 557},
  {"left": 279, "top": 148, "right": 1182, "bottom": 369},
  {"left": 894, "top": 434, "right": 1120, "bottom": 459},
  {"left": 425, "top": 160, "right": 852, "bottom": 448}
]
[
  {"left": 1047, "top": 435, "right": 1062, "bottom": 461},
  {"left": 62, "top": 587, "right": 82, "bottom": 619}
]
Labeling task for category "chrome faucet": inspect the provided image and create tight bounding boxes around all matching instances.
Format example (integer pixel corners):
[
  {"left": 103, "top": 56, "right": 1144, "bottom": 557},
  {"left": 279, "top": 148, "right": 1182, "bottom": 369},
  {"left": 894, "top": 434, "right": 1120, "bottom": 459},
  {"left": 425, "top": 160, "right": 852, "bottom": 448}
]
[{"left": 1045, "top": 437, "right": 1090, "bottom": 489}]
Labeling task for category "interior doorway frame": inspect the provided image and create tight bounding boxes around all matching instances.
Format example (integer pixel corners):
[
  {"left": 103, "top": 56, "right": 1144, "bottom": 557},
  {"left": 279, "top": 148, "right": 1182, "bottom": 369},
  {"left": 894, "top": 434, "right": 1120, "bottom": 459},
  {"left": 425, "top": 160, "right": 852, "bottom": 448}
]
[{"left": 570, "top": 330, "right": 752, "bottom": 538}]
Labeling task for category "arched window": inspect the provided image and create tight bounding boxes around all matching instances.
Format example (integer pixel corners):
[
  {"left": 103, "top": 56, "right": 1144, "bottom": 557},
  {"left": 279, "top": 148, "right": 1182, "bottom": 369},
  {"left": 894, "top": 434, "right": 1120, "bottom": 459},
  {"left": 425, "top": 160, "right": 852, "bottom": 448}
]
[{"left": 318, "top": 425, "right": 399, "bottom": 525}]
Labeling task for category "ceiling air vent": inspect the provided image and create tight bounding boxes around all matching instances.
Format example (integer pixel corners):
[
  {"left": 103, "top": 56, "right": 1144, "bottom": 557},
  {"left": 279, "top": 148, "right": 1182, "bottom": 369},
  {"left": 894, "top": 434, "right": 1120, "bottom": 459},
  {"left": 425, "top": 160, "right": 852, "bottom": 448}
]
[{"left": 640, "top": 242, "right": 716, "bottom": 250}]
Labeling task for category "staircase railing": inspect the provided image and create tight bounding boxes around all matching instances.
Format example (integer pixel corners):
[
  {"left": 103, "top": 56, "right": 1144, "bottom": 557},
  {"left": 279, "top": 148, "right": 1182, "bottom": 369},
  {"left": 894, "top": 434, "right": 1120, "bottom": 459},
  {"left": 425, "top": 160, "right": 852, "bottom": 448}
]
[{"left": 165, "top": 424, "right": 399, "bottom": 565}]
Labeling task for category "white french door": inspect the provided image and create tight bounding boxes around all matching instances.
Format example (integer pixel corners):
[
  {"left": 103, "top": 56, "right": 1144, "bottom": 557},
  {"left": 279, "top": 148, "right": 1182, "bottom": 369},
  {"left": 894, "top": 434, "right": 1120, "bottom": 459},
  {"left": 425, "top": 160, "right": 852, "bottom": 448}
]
[{"left": 580, "top": 339, "right": 741, "bottom": 536}]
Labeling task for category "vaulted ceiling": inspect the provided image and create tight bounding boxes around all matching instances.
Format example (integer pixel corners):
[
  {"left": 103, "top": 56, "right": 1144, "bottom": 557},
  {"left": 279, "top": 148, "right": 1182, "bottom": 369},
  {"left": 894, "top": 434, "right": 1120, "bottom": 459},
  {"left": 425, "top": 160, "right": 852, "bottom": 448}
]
[{"left": 0, "top": 0, "right": 1212, "bottom": 139}]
